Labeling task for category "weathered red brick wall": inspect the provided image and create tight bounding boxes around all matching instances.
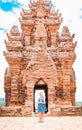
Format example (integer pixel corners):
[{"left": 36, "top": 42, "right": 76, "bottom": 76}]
[{"left": 3, "top": 0, "right": 77, "bottom": 116}]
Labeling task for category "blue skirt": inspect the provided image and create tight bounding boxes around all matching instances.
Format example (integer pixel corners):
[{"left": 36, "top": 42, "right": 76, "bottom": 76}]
[{"left": 38, "top": 104, "right": 47, "bottom": 113}]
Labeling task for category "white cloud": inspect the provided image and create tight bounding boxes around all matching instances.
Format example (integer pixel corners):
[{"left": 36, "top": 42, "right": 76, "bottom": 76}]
[
  {"left": 53, "top": 0, "right": 82, "bottom": 101},
  {"left": 0, "top": 0, "right": 28, "bottom": 98},
  {"left": 0, "top": 0, "right": 82, "bottom": 101},
  {"left": 0, "top": 31, "right": 8, "bottom": 98},
  {"left": 0, "top": 0, "right": 30, "bottom": 99},
  {"left": 17, "top": 0, "right": 30, "bottom": 9},
  {"left": 0, "top": 9, "right": 21, "bottom": 30}
]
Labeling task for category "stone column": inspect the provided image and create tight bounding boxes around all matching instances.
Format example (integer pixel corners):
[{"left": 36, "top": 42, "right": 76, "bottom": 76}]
[
  {"left": 48, "top": 26, "right": 59, "bottom": 46},
  {"left": 10, "top": 67, "right": 20, "bottom": 105},
  {"left": 48, "top": 83, "right": 56, "bottom": 114},
  {"left": 25, "top": 83, "right": 33, "bottom": 116},
  {"left": 22, "top": 26, "right": 33, "bottom": 46},
  {"left": 61, "top": 61, "right": 72, "bottom": 104}
]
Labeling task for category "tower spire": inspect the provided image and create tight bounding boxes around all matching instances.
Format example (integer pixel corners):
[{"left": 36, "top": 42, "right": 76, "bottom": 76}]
[
  {"left": 37, "top": 0, "right": 43, "bottom": 2},
  {"left": 38, "top": 0, "right": 42, "bottom": 1}
]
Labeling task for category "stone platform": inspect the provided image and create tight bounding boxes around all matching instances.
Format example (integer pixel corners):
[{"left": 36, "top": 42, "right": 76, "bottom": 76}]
[
  {"left": 0, "top": 106, "right": 82, "bottom": 117},
  {"left": 0, "top": 116, "right": 82, "bottom": 130}
]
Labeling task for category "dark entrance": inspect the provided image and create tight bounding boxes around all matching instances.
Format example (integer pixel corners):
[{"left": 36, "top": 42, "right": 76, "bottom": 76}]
[{"left": 34, "top": 84, "right": 48, "bottom": 113}]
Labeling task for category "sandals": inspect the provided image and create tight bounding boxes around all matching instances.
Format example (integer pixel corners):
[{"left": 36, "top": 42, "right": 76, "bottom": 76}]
[{"left": 38, "top": 120, "right": 43, "bottom": 123}]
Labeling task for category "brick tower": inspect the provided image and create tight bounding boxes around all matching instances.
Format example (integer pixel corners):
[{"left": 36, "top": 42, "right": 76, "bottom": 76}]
[{"left": 3, "top": 0, "right": 77, "bottom": 116}]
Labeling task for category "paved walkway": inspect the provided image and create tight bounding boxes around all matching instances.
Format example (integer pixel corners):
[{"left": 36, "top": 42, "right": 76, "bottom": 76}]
[{"left": 0, "top": 116, "right": 82, "bottom": 130}]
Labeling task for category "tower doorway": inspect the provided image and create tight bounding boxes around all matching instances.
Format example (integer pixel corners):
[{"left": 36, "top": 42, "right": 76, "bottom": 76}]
[{"left": 34, "top": 83, "right": 48, "bottom": 113}]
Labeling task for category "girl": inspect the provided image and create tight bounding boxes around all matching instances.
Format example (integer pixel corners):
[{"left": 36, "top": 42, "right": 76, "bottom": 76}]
[{"left": 38, "top": 92, "right": 47, "bottom": 123}]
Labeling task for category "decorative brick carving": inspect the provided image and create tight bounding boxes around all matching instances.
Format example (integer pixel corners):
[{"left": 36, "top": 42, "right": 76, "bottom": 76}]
[{"left": 3, "top": 0, "right": 77, "bottom": 116}]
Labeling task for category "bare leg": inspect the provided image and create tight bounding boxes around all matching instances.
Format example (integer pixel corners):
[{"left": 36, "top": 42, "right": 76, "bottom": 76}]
[
  {"left": 39, "top": 112, "right": 44, "bottom": 122},
  {"left": 39, "top": 112, "right": 42, "bottom": 121},
  {"left": 42, "top": 112, "right": 44, "bottom": 121},
  {"left": 41, "top": 112, "right": 44, "bottom": 121}
]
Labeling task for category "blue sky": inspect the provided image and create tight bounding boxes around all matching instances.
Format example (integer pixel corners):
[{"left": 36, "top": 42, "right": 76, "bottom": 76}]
[
  {"left": 0, "top": 0, "right": 82, "bottom": 101},
  {"left": 0, "top": 0, "right": 21, "bottom": 12}
]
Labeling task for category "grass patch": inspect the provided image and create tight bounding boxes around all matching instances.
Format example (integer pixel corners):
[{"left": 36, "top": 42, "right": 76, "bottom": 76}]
[
  {"left": 76, "top": 102, "right": 82, "bottom": 106},
  {"left": 0, "top": 103, "right": 5, "bottom": 107},
  {"left": 0, "top": 102, "right": 82, "bottom": 107}
]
